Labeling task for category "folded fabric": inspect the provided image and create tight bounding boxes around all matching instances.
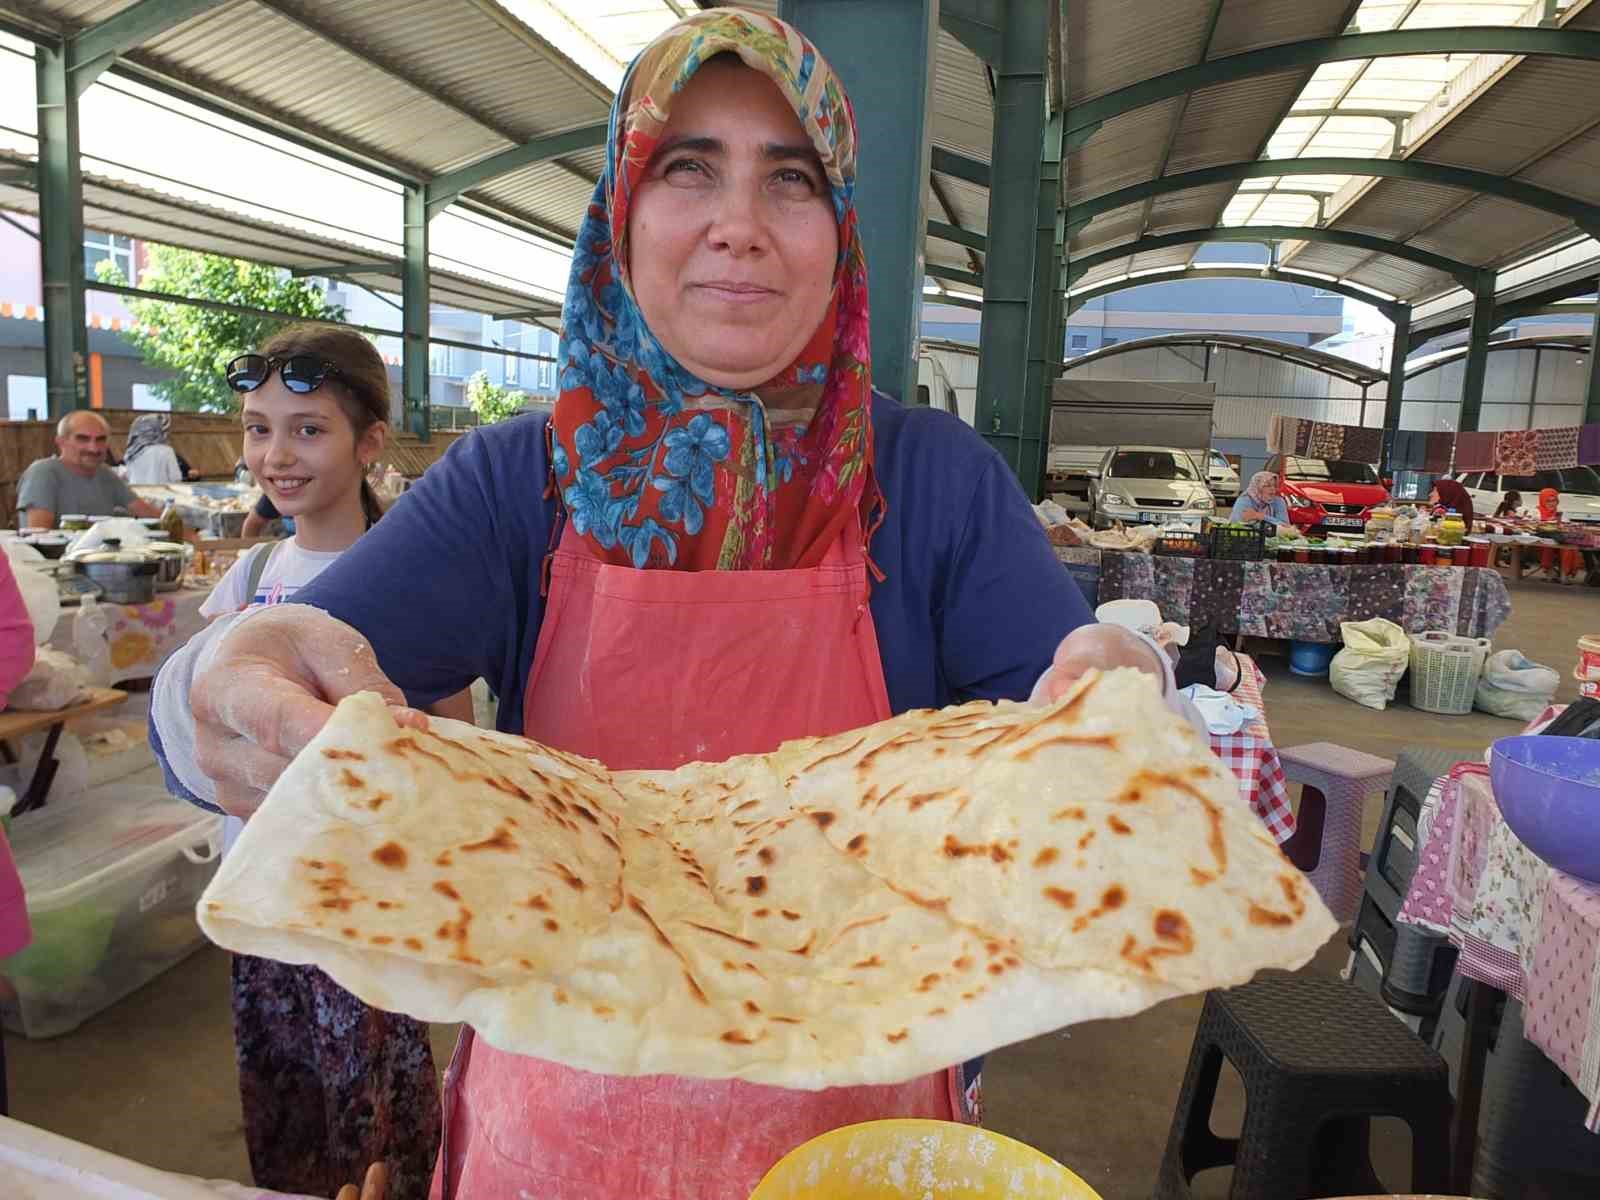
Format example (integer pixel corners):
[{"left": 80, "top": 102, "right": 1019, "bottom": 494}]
[
  {"left": 1391, "top": 429, "right": 1428, "bottom": 471},
  {"left": 1535, "top": 426, "right": 1580, "bottom": 470},
  {"left": 1178, "top": 684, "right": 1263, "bottom": 735},
  {"left": 1453, "top": 431, "right": 1496, "bottom": 472},
  {"left": 1424, "top": 431, "right": 1454, "bottom": 473},
  {"left": 1580, "top": 423, "right": 1600, "bottom": 468},
  {"left": 1307, "top": 421, "right": 1345, "bottom": 459},
  {"left": 1342, "top": 425, "right": 1384, "bottom": 465},
  {"left": 1494, "top": 428, "right": 1538, "bottom": 475}
]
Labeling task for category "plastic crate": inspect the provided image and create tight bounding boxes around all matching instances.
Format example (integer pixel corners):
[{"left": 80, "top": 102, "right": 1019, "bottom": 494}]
[
  {"left": 1155, "top": 528, "right": 1207, "bottom": 557},
  {"left": 1207, "top": 520, "right": 1268, "bottom": 561}
]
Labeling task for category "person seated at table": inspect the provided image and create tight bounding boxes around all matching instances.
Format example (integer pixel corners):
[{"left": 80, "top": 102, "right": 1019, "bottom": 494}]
[
  {"left": 1493, "top": 490, "right": 1523, "bottom": 520},
  {"left": 240, "top": 492, "right": 280, "bottom": 540},
  {"left": 1531, "top": 486, "right": 1585, "bottom": 584},
  {"left": 121, "top": 414, "right": 184, "bottom": 486},
  {"left": 17, "top": 411, "right": 162, "bottom": 529},
  {"left": 1427, "top": 478, "right": 1474, "bottom": 532},
  {"left": 1230, "top": 471, "right": 1293, "bottom": 536}
]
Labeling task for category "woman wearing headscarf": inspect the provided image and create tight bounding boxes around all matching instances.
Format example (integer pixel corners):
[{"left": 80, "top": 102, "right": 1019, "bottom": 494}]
[
  {"left": 1427, "top": 478, "right": 1474, "bottom": 532},
  {"left": 1533, "top": 486, "right": 1585, "bottom": 582},
  {"left": 148, "top": 12, "right": 1183, "bottom": 1198},
  {"left": 121, "top": 413, "right": 183, "bottom": 485},
  {"left": 1230, "top": 470, "right": 1292, "bottom": 534}
]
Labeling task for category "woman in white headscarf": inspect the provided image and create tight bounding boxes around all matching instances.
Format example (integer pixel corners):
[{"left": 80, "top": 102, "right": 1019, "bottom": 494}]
[
  {"left": 122, "top": 414, "right": 183, "bottom": 485},
  {"left": 1231, "top": 470, "right": 1292, "bottom": 534}
]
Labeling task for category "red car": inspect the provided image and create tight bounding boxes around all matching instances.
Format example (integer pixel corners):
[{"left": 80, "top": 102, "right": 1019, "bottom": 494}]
[{"left": 1265, "top": 455, "right": 1391, "bottom": 536}]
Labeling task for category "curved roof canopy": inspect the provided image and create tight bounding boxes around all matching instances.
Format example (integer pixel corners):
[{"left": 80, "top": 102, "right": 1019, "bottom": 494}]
[{"left": 1060, "top": 331, "right": 1388, "bottom": 388}]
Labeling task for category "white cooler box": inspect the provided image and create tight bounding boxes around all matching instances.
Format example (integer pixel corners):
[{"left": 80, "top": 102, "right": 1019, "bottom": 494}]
[{"left": 0, "top": 788, "right": 222, "bottom": 1038}]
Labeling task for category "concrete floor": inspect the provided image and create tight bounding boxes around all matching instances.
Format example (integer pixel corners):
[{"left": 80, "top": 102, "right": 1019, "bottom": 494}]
[{"left": 5, "top": 578, "right": 1595, "bottom": 1198}]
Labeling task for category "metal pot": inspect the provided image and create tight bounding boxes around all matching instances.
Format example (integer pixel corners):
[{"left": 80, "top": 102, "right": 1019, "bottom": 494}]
[
  {"left": 68, "top": 544, "right": 159, "bottom": 604},
  {"left": 143, "top": 541, "right": 189, "bottom": 592}
]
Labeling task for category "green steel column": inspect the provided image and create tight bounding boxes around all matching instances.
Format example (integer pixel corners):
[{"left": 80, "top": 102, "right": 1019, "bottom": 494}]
[
  {"left": 780, "top": 0, "right": 936, "bottom": 404},
  {"left": 1383, "top": 303, "right": 1411, "bottom": 431},
  {"left": 974, "top": 0, "right": 1049, "bottom": 490},
  {"left": 1458, "top": 272, "right": 1496, "bottom": 433},
  {"left": 35, "top": 44, "right": 88, "bottom": 418},
  {"left": 402, "top": 185, "right": 430, "bottom": 441},
  {"left": 1021, "top": 109, "right": 1066, "bottom": 500},
  {"left": 1586, "top": 283, "right": 1600, "bottom": 424}
]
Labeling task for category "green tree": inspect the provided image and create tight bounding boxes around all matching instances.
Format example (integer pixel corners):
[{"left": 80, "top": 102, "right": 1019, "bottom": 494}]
[
  {"left": 98, "top": 246, "right": 345, "bottom": 414},
  {"left": 465, "top": 369, "right": 529, "bottom": 424}
]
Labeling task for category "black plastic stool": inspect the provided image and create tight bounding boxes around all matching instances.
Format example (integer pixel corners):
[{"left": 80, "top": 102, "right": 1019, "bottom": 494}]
[{"left": 1154, "top": 973, "right": 1453, "bottom": 1200}]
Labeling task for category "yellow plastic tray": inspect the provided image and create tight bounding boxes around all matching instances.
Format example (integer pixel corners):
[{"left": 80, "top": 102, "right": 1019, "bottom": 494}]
[{"left": 750, "top": 1119, "right": 1105, "bottom": 1199}]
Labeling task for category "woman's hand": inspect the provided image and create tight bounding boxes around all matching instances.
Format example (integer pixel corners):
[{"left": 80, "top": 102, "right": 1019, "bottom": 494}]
[
  {"left": 189, "top": 606, "right": 424, "bottom": 819},
  {"left": 334, "top": 1162, "right": 387, "bottom": 1200},
  {"left": 1238, "top": 506, "right": 1266, "bottom": 522},
  {"left": 1033, "top": 623, "right": 1169, "bottom": 705}
]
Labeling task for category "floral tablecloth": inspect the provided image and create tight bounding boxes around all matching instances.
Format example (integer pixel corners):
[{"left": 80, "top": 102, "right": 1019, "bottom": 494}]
[
  {"left": 47, "top": 585, "right": 210, "bottom": 685},
  {"left": 1399, "top": 749, "right": 1600, "bottom": 1131},
  {"left": 1209, "top": 653, "right": 1294, "bottom": 844},
  {"left": 1054, "top": 549, "right": 1512, "bottom": 643}
]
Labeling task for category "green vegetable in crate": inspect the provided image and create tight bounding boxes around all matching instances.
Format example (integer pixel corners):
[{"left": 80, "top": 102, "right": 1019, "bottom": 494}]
[{"left": 2, "top": 900, "right": 117, "bottom": 989}]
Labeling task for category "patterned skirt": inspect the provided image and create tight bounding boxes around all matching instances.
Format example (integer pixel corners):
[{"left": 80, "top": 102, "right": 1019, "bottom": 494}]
[{"left": 231, "top": 954, "right": 441, "bottom": 1200}]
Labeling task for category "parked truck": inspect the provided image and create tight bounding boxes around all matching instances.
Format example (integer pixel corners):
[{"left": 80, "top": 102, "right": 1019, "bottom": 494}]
[{"left": 1043, "top": 378, "right": 1218, "bottom": 519}]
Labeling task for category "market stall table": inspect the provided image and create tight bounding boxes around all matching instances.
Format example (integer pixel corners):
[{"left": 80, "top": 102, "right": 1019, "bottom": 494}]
[
  {"left": 1210, "top": 653, "right": 1294, "bottom": 844},
  {"left": 47, "top": 586, "right": 209, "bottom": 686},
  {"left": 0, "top": 687, "right": 126, "bottom": 815},
  {"left": 1054, "top": 548, "right": 1511, "bottom": 643},
  {"left": 1398, "top": 735, "right": 1600, "bottom": 1187}
]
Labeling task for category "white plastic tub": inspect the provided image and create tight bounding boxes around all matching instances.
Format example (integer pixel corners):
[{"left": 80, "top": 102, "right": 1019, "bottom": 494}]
[{"left": 0, "top": 787, "right": 222, "bottom": 1038}]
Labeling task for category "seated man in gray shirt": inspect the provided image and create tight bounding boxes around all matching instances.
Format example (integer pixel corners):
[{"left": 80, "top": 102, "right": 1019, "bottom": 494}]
[{"left": 18, "top": 411, "right": 162, "bottom": 528}]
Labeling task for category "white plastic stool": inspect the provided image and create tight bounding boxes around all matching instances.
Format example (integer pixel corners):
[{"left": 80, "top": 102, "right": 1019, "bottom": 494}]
[{"left": 1278, "top": 742, "right": 1395, "bottom": 923}]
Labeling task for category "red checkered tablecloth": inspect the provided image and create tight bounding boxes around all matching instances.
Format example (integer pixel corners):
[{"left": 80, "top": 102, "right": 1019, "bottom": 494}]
[{"left": 1208, "top": 654, "right": 1295, "bottom": 844}]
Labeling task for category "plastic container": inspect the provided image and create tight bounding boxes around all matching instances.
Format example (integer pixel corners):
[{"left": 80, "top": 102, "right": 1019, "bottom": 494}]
[
  {"left": 1578, "top": 634, "right": 1600, "bottom": 684},
  {"left": 1408, "top": 632, "right": 1491, "bottom": 715},
  {"left": 1419, "top": 544, "right": 1437, "bottom": 565},
  {"left": 0, "top": 788, "right": 222, "bottom": 1037},
  {"left": 1489, "top": 735, "right": 1600, "bottom": 883},
  {"left": 1290, "top": 639, "right": 1338, "bottom": 677},
  {"left": 1467, "top": 538, "right": 1492, "bottom": 568}
]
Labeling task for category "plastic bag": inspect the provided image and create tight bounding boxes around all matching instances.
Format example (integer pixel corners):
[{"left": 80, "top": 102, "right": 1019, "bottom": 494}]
[
  {"left": 1474, "top": 649, "right": 1560, "bottom": 721},
  {"left": 9, "top": 646, "right": 91, "bottom": 711},
  {"left": 1329, "top": 617, "right": 1411, "bottom": 710},
  {"left": 0, "top": 540, "right": 60, "bottom": 645}
]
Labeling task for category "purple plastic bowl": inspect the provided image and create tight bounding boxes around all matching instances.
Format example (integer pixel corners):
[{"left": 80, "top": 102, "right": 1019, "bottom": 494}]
[{"left": 1489, "top": 735, "right": 1600, "bottom": 883}]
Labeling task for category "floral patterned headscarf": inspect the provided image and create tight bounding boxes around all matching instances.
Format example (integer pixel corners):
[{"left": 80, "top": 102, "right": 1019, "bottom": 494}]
[{"left": 550, "top": 8, "right": 876, "bottom": 572}]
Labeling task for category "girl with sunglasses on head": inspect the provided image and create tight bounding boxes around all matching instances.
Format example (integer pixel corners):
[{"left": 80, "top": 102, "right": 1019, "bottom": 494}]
[{"left": 193, "top": 324, "right": 444, "bottom": 1200}]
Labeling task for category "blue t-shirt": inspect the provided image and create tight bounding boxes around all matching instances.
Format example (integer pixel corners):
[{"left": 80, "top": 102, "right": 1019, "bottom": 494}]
[{"left": 290, "top": 393, "right": 1092, "bottom": 730}]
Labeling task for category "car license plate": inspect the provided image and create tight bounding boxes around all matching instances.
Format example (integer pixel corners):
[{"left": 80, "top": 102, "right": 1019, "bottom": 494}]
[{"left": 1324, "top": 515, "right": 1365, "bottom": 529}]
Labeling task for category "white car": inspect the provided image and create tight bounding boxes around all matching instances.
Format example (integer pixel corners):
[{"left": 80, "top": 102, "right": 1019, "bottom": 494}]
[
  {"left": 1451, "top": 467, "right": 1600, "bottom": 521},
  {"left": 1089, "top": 446, "right": 1216, "bottom": 529},
  {"left": 1204, "top": 450, "right": 1240, "bottom": 504}
]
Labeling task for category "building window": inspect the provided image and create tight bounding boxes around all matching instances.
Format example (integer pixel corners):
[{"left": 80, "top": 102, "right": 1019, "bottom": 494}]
[
  {"left": 1069, "top": 333, "right": 1088, "bottom": 350},
  {"left": 84, "top": 231, "right": 134, "bottom": 282},
  {"left": 501, "top": 325, "right": 522, "bottom": 386}
]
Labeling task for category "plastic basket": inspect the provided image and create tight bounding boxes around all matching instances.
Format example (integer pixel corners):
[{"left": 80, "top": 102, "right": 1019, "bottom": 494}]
[
  {"left": 1408, "top": 631, "right": 1491, "bottom": 715},
  {"left": 1207, "top": 520, "right": 1268, "bottom": 561}
]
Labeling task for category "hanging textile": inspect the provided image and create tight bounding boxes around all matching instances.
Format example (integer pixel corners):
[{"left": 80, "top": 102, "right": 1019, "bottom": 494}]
[
  {"left": 1391, "top": 429, "right": 1428, "bottom": 471},
  {"left": 1307, "top": 422, "right": 1345, "bottom": 459},
  {"left": 1266, "top": 414, "right": 1289, "bottom": 454},
  {"left": 1292, "top": 418, "right": 1313, "bottom": 455},
  {"left": 1579, "top": 423, "right": 1600, "bottom": 468},
  {"left": 1341, "top": 425, "right": 1384, "bottom": 465},
  {"left": 1535, "top": 426, "right": 1580, "bottom": 471},
  {"left": 1493, "top": 429, "right": 1539, "bottom": 476},
  {"left": 1424, "top": 431, "right": 1455, "bottom": 474},
  {"left": 1452, "top": 431, "right": 1496, "bottom": 473}
]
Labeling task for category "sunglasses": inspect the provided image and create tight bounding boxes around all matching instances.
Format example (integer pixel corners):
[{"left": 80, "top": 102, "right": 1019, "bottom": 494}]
[{"left": 226, "top": 353, "right": 345, "bottom": 395}]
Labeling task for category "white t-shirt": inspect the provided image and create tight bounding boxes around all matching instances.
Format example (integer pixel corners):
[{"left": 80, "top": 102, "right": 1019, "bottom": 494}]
[
  {"left": 201, "top": 536, "right": 347, "bottom": 852},
  {"left": 123, "top": 445, "right": 183, "bottom": 486},
  {"left": 198, "top": 537, "right": 346, "bottom": 619}
]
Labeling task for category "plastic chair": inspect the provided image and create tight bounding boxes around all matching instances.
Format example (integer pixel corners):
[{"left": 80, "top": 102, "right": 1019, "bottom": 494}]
[
  {"left": 1278, "top": 742, "right": 1395, "bottom": 923},
  {"left": 1154, "top": 974, "right": 1453, "bottom": 1200}
]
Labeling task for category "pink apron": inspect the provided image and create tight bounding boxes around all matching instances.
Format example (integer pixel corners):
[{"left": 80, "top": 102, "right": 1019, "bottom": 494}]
[{"left": 431, "top": 518, "right": 966, "bottom": 1199}]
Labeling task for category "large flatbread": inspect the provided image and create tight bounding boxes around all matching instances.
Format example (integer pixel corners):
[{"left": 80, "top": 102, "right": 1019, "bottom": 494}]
[{"left": 198, "top": 668, "right": 1334, "bottom": 1089}]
